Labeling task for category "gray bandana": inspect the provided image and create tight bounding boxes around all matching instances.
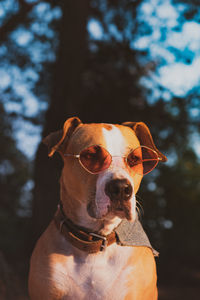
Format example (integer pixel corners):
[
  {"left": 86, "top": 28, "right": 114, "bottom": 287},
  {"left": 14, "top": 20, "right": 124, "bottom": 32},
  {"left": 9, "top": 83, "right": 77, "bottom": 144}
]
[{"left": 115, "top": 218, "right": 159, "bottom": 257}]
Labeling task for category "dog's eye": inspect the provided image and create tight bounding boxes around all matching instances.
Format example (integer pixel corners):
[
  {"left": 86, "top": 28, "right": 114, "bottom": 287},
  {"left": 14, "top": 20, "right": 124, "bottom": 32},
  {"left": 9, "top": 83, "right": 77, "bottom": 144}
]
[
  {"left": 127, "top": 154, "right": 142, "bottom": 167},
  {"left": 81, "top": 146, "right": 101, "bottom": 162},
  {"left": 79, "top": 145, "right": 112, "bottom": 174},
  {"left": 84, "top": 152, "right": 97, "bottom": 160},
  {"left": 84, "top": 148, "right": 99, "bottom": 158}
]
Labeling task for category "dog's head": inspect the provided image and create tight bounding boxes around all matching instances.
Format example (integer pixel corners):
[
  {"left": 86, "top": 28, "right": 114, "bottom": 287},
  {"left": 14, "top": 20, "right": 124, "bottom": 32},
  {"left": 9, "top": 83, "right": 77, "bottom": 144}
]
[{"left": 44, "top": 117, "right": 167, "bottom": 228}]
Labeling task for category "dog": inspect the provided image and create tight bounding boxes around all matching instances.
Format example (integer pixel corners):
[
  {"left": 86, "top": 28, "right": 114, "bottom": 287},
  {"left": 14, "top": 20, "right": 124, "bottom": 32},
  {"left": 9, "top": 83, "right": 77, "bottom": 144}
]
[{"left": 28, "top": 117, "right": 167, "bottom": 300}]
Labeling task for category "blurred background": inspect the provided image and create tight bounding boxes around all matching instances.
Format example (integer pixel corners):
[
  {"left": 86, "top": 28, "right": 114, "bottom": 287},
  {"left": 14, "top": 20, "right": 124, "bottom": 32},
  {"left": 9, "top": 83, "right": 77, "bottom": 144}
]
[{"left": 0, "top": 0, "right": 200, "bottom": 299}]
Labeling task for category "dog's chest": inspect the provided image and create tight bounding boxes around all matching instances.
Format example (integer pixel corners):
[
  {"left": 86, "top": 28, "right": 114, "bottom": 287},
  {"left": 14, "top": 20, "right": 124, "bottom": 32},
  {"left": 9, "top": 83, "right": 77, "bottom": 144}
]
[{"left": 52, "top": 244, "right": 133, "bottom": 300}]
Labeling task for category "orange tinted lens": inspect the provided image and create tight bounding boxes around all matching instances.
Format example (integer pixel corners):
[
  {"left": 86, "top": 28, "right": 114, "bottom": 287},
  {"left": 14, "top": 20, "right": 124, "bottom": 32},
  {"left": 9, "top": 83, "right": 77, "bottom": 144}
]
[
  {"left": 79, "top": 145, "right": 111, "bottom": 174},
  {"left": 127, "top": 147, "right": 143, "bottom": 175},
  {"left": 127, "top": 146, "right": 158, "bottom": 175}
]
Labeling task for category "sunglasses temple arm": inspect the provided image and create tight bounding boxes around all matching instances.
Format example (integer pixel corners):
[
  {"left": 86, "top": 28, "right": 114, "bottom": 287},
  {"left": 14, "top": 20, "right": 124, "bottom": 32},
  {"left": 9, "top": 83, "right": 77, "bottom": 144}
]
[
  {"left": 64, "top": 154, "right": 80, "bottom": 158},
  {"left": 142, "top": 159, "right": 160, "bottom": 161}
]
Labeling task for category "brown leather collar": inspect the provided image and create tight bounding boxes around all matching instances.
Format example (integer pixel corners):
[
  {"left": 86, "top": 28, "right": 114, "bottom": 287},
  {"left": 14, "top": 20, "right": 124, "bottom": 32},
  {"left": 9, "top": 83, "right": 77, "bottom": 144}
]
[{"left": 54, "top": 204, "right": 117, "bottom": 253}]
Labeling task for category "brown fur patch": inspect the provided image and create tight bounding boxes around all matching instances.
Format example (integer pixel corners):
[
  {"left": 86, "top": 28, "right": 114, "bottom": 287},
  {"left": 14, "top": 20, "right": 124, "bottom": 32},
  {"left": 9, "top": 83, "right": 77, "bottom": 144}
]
[{"left": 102, "top": 124, "right": 112, "bottom": 131}]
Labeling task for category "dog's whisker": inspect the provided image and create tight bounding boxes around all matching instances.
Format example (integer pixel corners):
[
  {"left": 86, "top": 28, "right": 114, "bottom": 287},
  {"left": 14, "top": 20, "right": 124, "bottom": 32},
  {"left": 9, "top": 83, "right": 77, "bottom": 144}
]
[
  {"left": 136, "top": 205, "right": 140, "bottom": 218},
  {"left": 135, "top": 194, "right": 143, "bottom": 202},
  {"left": 136, "top": 200, "right": 144, "bottom": 214},
  {"left": 135, "top": 198, "right": 144, "bottom": 219}
]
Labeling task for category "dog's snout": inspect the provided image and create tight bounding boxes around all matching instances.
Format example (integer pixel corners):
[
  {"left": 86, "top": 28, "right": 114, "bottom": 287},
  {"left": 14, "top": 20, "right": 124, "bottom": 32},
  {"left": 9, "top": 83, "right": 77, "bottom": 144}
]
[{"left": 105, "top": 179, "right": 133, "bottom": 202}]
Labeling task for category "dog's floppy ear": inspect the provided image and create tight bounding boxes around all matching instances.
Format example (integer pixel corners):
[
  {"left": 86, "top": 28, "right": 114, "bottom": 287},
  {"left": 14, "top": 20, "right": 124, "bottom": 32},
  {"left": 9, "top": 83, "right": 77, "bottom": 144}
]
[
  {"left": 43, "top": 117, "right": 82, "bottom": 157},
  {"left": 122, "top": 121, "right": 167, "bottom": 162}
]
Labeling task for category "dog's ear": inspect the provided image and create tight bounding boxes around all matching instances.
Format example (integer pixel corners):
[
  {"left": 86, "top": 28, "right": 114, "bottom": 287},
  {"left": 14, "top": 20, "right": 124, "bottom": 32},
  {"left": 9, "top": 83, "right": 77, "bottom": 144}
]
[
  {"left": 122, "top": 121, "right": 167, "bottom": 162},
  {"left": 43, "top": 117, "right": 82, "bottom": 157}
]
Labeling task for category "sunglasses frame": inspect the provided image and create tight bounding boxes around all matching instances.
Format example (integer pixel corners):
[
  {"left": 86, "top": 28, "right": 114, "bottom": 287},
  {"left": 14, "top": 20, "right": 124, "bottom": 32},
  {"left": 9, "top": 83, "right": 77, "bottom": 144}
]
[{"left": 64, "top": 145, "right": 161, "bottom": 175}]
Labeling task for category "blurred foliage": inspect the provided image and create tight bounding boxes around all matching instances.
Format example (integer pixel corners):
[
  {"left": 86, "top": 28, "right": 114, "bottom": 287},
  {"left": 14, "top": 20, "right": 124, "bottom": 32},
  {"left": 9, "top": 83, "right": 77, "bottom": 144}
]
[
  {"left": 0, "top": 103, "right": 31, "bottom": 258},
  {"left": 0, "top": 0, "right": 200, "bottom": 298}
]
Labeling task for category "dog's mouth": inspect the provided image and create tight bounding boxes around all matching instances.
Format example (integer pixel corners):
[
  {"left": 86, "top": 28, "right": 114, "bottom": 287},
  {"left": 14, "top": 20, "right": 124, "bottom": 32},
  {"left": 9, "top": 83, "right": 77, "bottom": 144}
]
[
  {"left": 108, "top": 201, "right": 133, "bottom": 221},
  {"left": 87, "top": 198, "right": 134, "bottom": 221},
  {"left": 116, "top": 207, "right": 123, "bottom": 211}
]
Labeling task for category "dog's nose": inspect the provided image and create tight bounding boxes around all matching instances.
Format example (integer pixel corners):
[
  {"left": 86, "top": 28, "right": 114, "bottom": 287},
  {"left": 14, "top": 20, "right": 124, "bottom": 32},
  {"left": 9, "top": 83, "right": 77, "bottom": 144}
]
[{"left": 105, "top": 179, "right": 133, "bottom": 202}]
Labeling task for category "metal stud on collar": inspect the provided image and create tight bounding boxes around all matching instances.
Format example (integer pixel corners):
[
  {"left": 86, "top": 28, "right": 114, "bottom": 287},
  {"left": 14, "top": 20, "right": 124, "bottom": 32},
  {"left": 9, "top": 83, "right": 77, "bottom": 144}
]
[{"left": 89, "top": 233, "right": 108, "bottom": 251}]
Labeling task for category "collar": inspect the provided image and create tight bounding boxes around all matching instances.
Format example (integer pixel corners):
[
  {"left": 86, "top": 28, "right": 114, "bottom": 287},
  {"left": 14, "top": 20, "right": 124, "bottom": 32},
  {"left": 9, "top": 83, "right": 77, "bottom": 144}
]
[
  {"left": 54, "top": 203, "right": 158, "bottom": 256},
  {"left": 54, "top": 204, "right": 117, "bottom": 253}
]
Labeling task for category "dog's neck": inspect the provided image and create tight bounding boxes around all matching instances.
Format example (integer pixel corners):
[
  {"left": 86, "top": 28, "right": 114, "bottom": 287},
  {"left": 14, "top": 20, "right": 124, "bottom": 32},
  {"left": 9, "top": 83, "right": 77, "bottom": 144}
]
[{"left": 60, "top": 180, "right": 122, "bottom": 236}]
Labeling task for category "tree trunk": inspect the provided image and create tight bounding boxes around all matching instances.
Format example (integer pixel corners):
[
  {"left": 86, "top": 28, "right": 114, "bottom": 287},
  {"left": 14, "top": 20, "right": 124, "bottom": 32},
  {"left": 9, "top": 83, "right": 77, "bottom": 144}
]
[{"left": 31, "top": 0, "right": 90, "bottom": 245}]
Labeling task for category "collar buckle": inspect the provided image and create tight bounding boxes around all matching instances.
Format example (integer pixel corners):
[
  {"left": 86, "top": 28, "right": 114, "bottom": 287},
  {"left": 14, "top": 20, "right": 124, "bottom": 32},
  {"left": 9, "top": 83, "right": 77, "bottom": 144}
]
[{"left": 89, "top": 232, "right": 108, "bottom": 251}]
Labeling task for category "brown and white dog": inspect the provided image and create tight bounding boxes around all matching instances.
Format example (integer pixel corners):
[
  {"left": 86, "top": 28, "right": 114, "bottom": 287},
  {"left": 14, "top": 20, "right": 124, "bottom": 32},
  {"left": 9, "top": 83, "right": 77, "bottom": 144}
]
[{"left": 28, "top": 117, "right": 167, "bottom": 300}]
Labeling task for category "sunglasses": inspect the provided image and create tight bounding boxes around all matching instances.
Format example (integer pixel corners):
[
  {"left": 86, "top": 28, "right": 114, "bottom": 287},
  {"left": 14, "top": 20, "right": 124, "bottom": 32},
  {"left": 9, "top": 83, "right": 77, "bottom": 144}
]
[{"left": 64, "top": 145, "right": 161, "bottom": 175}]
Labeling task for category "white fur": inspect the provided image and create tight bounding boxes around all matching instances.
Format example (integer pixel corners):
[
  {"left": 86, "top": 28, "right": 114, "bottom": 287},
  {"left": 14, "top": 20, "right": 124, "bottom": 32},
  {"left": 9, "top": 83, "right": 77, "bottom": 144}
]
[
  {"left": 52, "top": 235, "right": 134, "bottom": 300},
  {"left": 95, "top": 126, "right": 136, "bottom": 222},
  {"left": 102, "top": 125, "right": 127, "bottom": 156}
]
